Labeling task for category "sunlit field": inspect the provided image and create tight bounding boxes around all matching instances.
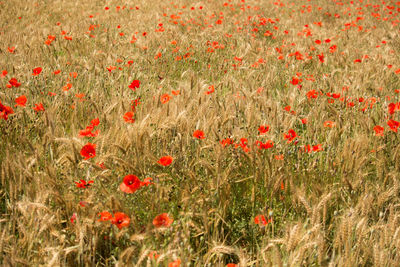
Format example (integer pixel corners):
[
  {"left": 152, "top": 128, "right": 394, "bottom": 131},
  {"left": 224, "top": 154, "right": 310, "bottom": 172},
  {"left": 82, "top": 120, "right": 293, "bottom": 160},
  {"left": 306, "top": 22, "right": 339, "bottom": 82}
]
[{"left": 1, "top": 0, "right": 400, "bottom": 266}]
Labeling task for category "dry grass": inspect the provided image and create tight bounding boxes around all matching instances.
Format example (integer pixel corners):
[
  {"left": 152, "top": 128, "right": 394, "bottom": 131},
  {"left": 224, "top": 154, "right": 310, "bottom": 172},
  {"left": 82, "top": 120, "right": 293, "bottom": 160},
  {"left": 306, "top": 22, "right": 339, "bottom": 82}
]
[{"left": 1, "top": 0, "right": 400, "bottom": 266}]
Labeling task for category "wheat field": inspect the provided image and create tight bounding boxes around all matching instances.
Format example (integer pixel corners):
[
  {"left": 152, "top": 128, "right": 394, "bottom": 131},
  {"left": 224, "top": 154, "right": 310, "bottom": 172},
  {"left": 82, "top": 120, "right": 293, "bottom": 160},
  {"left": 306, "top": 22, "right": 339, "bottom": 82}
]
[{"left": 1, "top": 0, "right": 400, "bottom": 266}]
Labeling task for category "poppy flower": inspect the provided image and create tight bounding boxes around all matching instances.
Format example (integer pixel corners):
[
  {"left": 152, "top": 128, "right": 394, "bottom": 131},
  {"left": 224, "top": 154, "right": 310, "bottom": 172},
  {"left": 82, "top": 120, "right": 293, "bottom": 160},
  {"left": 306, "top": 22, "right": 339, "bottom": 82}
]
[
  {"left": 80, "top": 143, "right": 96, "bottom": 160},
  {"left": 168, "top": 259, "right": 181, "bottom": 267},
  {"left": 70, "top": 213, "right": 77, "bottom": 224},
  {"left": 8, "top": 78, "right": 21, "bottom": 87},
  {"left": 373, "top": 125, "right": 384, "bottom": 136},
  {"left": 75, "top": 179, "right": 94, "bottom": 188},
  {"left": 388, "top": 102, "right": 400, "bottom": 115},
  {"left": 258, "top": 125, "right": 270, "bottom": 135},
  {"left": 32, "top": 67, "right": 42, "bottom": 76},
  {"left": 119, "top": 174, "right": 142, "bottom": 194},
  {"left": 111, "top": 212, "right": 130, "bottom": 229},
  {"left": 90, "top": 118, "right": 99, "bottom": 127},
  {"left": 283, "top": 129, "right": 297, "bottom": 143},
  {"left": 0, "top": 101, "right": 14, "bottom": 120},
  {"left": 160, "top": 93, "right": 171, "bottom": 104},
  {"left": 14, "top": 95, "right": 27, "bottom": 107},
  {"left": 254, "top": 214, "right": 268, "bottom": 226},
  {"left": 148, "top": 251, "right": 160, "bottom": 260},
  {"left": 387, "top": 119, "right": 400, "bottom": 132},
  {"left": 323, "top": 121, "right": 336, "bottom": 128},
  {"left": 153, "top": 213, "right": 173, "bottom": 228},
  {"left": 141, "top": 177, "right": 154, "bottom": 186},
  {"left": 79, "top": 126, "right": 99, "bottom": 137},
  {"left": 220, "top": 138, "right": 234, "bottom": 147},
  {"left": 33, "top": 103, "right": 45, "bottom": 112},
  {"left": 255, "top": 140, "right": 274, "bottom": 149},
  {"left": 205, "top": 85, "right": 215, "bottom": 95},
  {"left": 193, "top": 130, "right": 205, "bottom": 139},
  {"left": 226, "top": 264, "right": 238, "bottom": 267},
  {"left": 1, "top": 70, "right": 7, "bottom": 77},
  {"left": 131, "top": 97, "right": 141, "bottom": 112},
  {"left": 79, "top": 201, "right": 88, "bottom": 207},
  {"left": 290, "top": 77, "right": 300, "bottom": 85},
  {"left": 123, "top": 111, "right": 135, "bottom": 123},
  {"left": 312, "top": 144, "right": 323, "bottom": 152},
  {"left": 98, "top": 211, "right": 113, "bottom": 221},
  {"left": 129, "top": 79, "right": 140, "bottom": 90},
  {"left": 158, "top": 156, "right": 173, "bottom": 166},
  {"left": 171, "top": 90, "right": 180, "bottom": 95}
]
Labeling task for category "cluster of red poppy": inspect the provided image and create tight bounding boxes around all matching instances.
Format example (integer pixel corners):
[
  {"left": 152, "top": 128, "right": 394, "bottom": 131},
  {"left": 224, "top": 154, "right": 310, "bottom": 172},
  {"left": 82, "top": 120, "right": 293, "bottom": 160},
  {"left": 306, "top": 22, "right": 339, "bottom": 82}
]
[
  {"left": 97, "top": 211, "right": 174, "bottom": 230},
  {"left": 79, "top": 118, "right": 100, "bottom": 137},
  {"left": 98, "top": 211, "right": 130, "bottom": 229},
  {"left": 0, "top": 101, "right": 13, "bottom": 121},
  {"left": 75, "top": 179, "right": 94, "bottom": 189},
  {"left": 119, "top": 175, "right": 153, "bottom": 194},
  {"left": 254, "top": 214, "right": 272, "bottom": 226}
]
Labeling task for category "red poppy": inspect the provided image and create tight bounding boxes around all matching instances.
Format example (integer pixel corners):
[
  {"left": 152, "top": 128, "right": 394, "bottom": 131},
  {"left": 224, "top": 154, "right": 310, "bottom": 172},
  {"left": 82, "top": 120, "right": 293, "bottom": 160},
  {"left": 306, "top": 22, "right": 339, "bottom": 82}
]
[
  {"left": 14, "top": 95, "right": 27, "bottom": 107},
  {"left": 388, "top": 102, "right": 400, "bottom": 115},
  {"left": 374, "top": 125, "right": 384, "bottom": 136},
  {"left": 158, "top": 156, "right": 173, "bottom": 166},
  {"left": 79, "top": 201, "right": 88, "bottom": 207},
  {"left": 80, "top": 143, "right": 96, "bottom": 160},
  {"left": 171, "top": 90, "right": 180, "bottom": 95},
  {"left": 205, "top": 85, "right": 215, "bottom": 95},
  {"left": 98, "top": 211, "right": 113, "bottom": 221},
  {"left": 153, "top": 213, "right": 173, "bottom": 228},
  {"left": 75, "top": 179, "right": 94, "bottom": 188},
  {"left": 70, "top": 213, "right": 77, "bottom": 224},
  {"left": 119, "top": 174, "right": 142, "bottom": 194},
  {"left": 220, "top": 138, "right": 234, "bottom": 147},
  {"left": 0, "top": 101, "right": 14, "bottom": 120},
  {"left": 307, "top": 90, "right": 318, "bottom": 99},
  {"left": 129, "top": 79, "right": 140, "bottom": 90},
  {"left": 255, "top": 140, "right": 274, "bottom": 149},
  {"left": 254, "top": 214, "right": 268, "bottom": 226},
  {"left": 131, "top": 97, "right": 141, "bottom": 112},
  {"left": 148, "top": 251, "right": 160, "bottom": 260},
  {"left": 387, "top": 119, "right": 400, "bottom": 132},
  {"left": 79, "top": 126, "right": 99, "bottom": 137},
  {"left": 226, "top": 264, "right": 238, "bottom": 267},
  {"left": 193, "top": 130, "right": 205, "bottom": 139},
  {"left": 123, "top": 111, "right": 135, "bottom": 123},
  {"left": 283, "top": 129, "right": 297, "bottom": 143},
  {"left": 32, "top": 67, "right": 42, "bottom": 76},
  {"left": 53, "top": 70, "right": 61, "bottom": 75},
  {"left": 312, "top": 144, "right": 323, "bottom": 152},
  {"left": 8, "top": 78, "right": 21, "bottom": 87},
  {"left": 258, "top": 125, "right": 270, "bottom": 135},
  {"left": 168, "top": 259, "right": 181, "bottom": 267},
  {"left": 290, "top": 77, "right": 300, "bottom": 85},
  {"left": 323, "top": 121, "right": 335, "bottom": 128},
  {"left": 111, "top": 212, "right": 130, "bottom": 229},
  {"left": 90, "top": 118, "right": 99, "bottom": 126},
  {"left": 33, "top": 103, "right": 45, "bottom": 112},
  {"left": 1, "top": 70, "right": 7, "bottom": 77},
  {"left": 160, "top": 93, "right": 171, "bottom": 104},
  {"left": 76, "top": 94, "right": 85, "bottom": 101},
  {"left": 141, "top": 177, "right": 154, "bottom": 186}
]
